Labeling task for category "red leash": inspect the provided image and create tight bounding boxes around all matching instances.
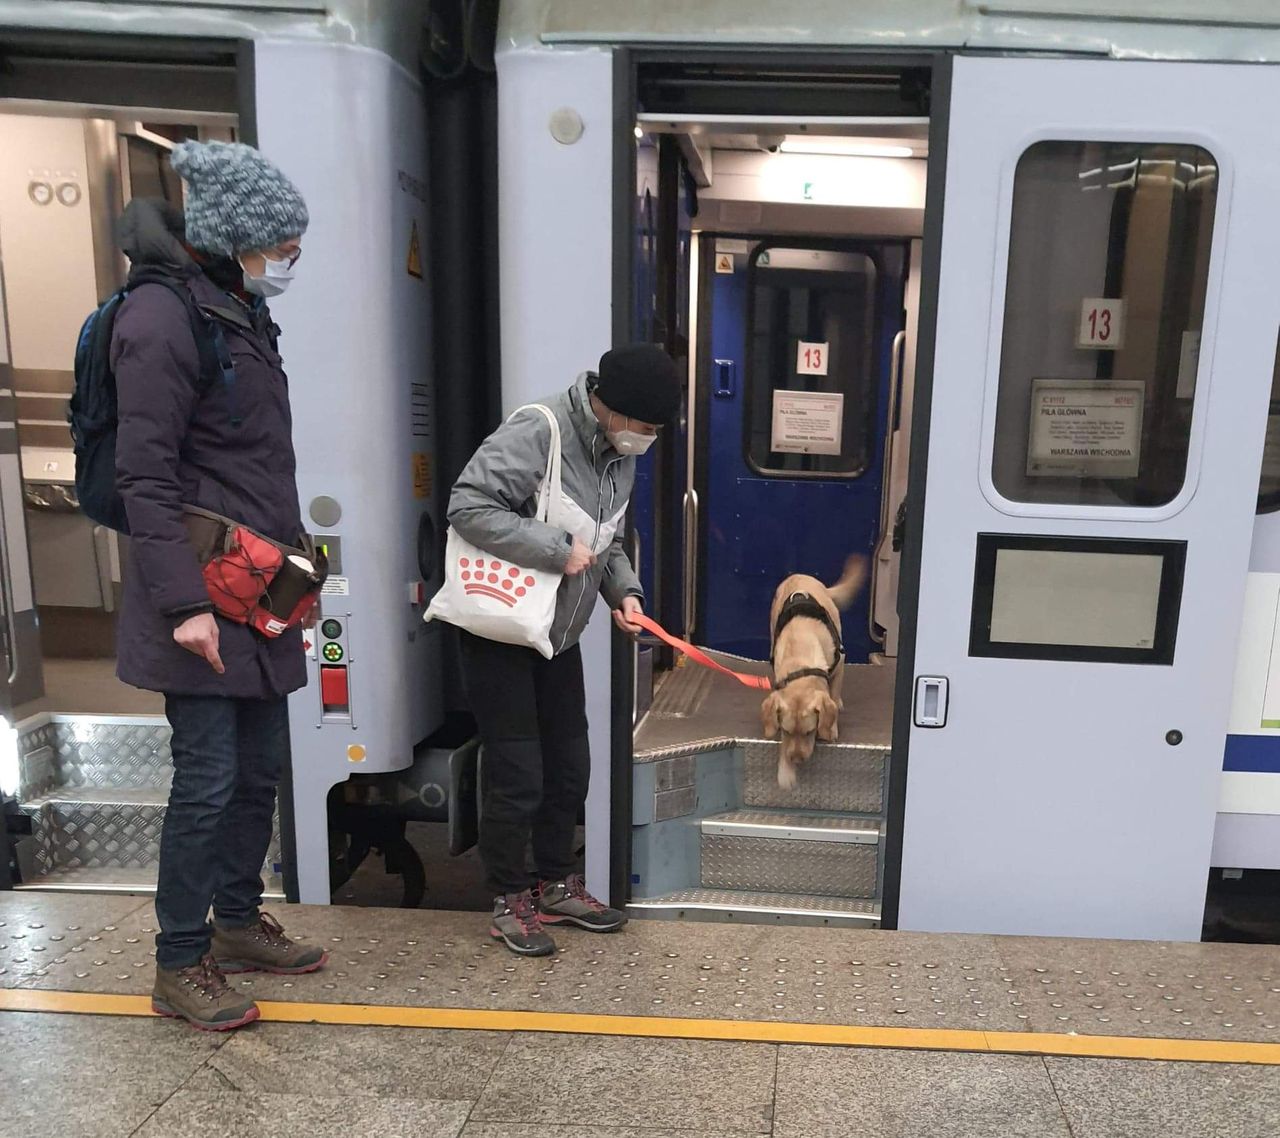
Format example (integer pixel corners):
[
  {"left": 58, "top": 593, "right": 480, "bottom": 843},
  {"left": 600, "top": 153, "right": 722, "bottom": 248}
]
[{"left": 632, "top": 613, "right": 773, "bottom": 691}]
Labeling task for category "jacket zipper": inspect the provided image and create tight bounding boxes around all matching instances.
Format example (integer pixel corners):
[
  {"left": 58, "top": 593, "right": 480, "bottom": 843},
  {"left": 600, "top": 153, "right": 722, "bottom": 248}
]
[{"left": 559, "top": 437, "right": 622, "bottom": 654}]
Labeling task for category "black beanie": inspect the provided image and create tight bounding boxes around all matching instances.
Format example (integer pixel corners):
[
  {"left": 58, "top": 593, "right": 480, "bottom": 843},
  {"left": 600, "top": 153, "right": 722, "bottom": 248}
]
[{"left": 594, "top": 343, "right": 681, "bottom": 425}]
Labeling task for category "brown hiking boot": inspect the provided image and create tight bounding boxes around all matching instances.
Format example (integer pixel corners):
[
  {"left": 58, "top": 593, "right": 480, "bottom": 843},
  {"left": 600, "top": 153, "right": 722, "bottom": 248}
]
[
  {"left": 152, "top": 954, "right": 260, "bottom": 1032},
  {"left": 211, "top": 911, "right": 328, "bottom": 975}
]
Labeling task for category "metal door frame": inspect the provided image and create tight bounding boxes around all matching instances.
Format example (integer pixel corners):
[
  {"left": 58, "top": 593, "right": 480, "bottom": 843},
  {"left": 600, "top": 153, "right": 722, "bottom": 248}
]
[{"left": 609, "top": 48, "right": 948, "bottom": 920}]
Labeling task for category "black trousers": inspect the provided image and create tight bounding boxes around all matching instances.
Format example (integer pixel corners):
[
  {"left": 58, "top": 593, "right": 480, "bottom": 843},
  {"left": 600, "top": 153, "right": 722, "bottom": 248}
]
[{"left": 459, "top": 631, "right": 591, "bottom": 895}]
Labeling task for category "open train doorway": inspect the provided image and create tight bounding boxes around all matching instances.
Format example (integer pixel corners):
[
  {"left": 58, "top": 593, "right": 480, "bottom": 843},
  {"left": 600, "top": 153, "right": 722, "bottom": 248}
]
[
  {"left": 0, "top": 53, "right": 264, "bottom": 896},
  {"left": 622, "top": 62, "right": 935, "bottom": 928}
]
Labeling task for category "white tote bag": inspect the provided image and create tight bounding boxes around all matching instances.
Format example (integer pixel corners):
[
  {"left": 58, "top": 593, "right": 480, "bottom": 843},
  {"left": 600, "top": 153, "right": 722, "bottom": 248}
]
[{"left": 424, "top": 404, "right": 564, "bottom": 659}]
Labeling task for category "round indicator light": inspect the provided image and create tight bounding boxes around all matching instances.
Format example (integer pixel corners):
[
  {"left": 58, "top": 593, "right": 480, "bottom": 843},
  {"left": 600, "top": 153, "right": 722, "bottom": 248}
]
[
  {"left": 347, "top": 744, "right": 366, "bottom": 762},
  {"left": 322, "top": 643, "right": 344, "bottom": 663},
  {"left": 321, "top": 619, "right": 343, "bottom": 640}
]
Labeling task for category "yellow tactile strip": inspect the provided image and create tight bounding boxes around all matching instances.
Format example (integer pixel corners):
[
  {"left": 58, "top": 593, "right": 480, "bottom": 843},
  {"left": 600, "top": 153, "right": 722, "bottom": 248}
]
[{"left": 4, "top": 988, "right": 1280, "bottom": 1066}]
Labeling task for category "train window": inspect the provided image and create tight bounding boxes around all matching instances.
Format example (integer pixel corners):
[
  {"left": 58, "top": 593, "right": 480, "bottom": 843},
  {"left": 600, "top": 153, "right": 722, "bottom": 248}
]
[
  {"left": 991, "top": 140, "right": 1218, "bottom": 508},
  {"left": 745, "top": 244, "right": 879, "bottom": 479}
]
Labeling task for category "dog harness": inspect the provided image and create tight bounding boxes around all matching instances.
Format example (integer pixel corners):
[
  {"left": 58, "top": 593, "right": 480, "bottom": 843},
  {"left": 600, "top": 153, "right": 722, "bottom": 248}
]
[{"left": 771, "top": 592, "right": 844, "bottom": 689}]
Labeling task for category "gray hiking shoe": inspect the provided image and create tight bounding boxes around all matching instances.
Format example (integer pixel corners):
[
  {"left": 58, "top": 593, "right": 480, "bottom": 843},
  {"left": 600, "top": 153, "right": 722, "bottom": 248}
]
[
  {"left": 212, "top": 912, "right": 328, "bottom": 975},
  {"left": 152, "top": 954, "right": 260, "bottom": 1032},
  {"left": 490, "top": 890, "right": 556, "bottom": 957},
  {"left": 537, "top": 873, "right": 627, "bottom": 932}
]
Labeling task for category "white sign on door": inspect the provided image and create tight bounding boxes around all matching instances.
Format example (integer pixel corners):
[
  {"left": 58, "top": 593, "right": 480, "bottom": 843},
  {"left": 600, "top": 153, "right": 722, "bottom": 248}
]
[
  {"left": 1077, "top": 297, "right": 1126, "bottom": 350},
  {"left": 771, "top": 389, "right": 844, "bottom": 455},
  {"left": 1026, "top": 378, "right": 1145, "bottom": 479},
  {"left": 714, "top": 252, "right": 734, "bottom": 274},
  {"left": 796, "top": 340, "right": 829, "bottom": 375}
]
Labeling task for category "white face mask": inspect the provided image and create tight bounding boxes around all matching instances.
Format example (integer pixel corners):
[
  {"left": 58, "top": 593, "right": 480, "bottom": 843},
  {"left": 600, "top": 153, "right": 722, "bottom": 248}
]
[
  {"left": 240, "top": 253, "right": 297, "bottom": 298},
  {"left": 604, "top": 412, "right": 658, "bottom": 456}
]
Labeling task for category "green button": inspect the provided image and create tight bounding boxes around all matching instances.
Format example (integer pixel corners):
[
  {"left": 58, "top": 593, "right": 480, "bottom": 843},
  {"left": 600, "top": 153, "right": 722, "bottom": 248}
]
[
  {"left": 322, "top": 642, "right": 344, "bottom": 663},
  {"left": 321, "top": 619, "right": 343, "bottom": 640}
]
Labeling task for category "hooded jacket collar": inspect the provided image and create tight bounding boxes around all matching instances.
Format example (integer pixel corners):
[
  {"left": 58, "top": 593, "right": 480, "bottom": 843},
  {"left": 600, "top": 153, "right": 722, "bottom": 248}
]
[{"left": 568, "top": 372, "right": 625, "bottom": 466}]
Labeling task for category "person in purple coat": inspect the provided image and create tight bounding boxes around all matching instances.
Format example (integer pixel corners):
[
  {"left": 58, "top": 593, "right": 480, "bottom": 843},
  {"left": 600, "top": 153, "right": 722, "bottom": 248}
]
[{"left": 113, "top": 141, "right": 326, "bottom": 1031}]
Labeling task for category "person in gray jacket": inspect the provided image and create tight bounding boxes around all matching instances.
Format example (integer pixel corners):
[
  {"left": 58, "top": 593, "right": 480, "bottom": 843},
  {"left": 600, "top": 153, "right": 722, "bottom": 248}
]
[{"left": 448, "top": 343, "right": 681, "bottom": 956}]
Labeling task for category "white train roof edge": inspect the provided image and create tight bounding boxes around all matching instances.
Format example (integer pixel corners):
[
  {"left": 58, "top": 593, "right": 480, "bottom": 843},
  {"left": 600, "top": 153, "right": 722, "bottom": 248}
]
[
  {"left": 499, "top": 0, "right": 1280, "bottom": 63},
  {"left": 0, "top": 0, "right": 425, "bottom": 74}
]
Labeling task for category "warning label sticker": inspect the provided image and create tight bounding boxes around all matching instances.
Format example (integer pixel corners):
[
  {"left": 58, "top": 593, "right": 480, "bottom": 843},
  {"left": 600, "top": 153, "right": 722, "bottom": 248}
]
[
  {"left": 412, "top": 453, "right": 432, "bottom": 500},
  {"left": 407, "top": 220, "right": 423, "bottom": 279},
  {"left": 322, "top": 576, "right": 350, "bottom": 597}
]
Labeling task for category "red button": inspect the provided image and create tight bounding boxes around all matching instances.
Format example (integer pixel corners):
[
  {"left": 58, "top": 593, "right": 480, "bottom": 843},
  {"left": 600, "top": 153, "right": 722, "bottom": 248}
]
[{"left": 321, "top": 665, "right": 349, "bottom": 712}]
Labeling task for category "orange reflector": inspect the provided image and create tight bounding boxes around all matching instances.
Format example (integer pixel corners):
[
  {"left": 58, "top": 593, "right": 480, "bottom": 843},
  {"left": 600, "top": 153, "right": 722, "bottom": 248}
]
[{"left": 347, "top": 744, "right": 367, "bottom": 762}]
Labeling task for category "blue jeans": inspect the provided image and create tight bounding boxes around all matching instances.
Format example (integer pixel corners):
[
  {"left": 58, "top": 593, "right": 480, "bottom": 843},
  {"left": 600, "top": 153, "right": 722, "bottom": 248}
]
[{"left": 155, "top": 694, "right": 288, "bottom": 969}]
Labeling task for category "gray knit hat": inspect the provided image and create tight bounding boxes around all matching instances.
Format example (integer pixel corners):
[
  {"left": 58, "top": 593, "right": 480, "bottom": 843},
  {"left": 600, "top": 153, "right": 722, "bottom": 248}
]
[{"left": 170, "top": 140, "right": 309, "bottom": 257}]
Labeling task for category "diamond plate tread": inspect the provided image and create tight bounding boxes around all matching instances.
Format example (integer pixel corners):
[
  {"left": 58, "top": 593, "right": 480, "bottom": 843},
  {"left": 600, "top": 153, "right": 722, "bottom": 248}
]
[
  {"left": 743, "top": 741, "right": 886, "bottom": 813},
  {"left": 630, "top": 888, "right": 881, "bottom": 919},
  {"left": 50, "top": 719, "right": 173, "bottom": 791},
  {"left": 702, "top": 809, "right": 883, "bottom": 841},
  {"left": 12, "top": 864, "right": 285, "bottom": 899},
  {"left": 649, "top": 666, "right": 714, "bottom": 719},
  {"left": 21, "top": 787, "right": 170, "bottom": 809},
  {"left": 21, "top": 796, "right": 282, "bottom": 880},
  {"left": 701, "top": 832, "right": 880, "bottom": 898}
]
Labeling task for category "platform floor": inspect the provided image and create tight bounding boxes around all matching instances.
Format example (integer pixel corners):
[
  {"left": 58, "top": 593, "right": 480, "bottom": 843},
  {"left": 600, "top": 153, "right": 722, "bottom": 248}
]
[{"left": 3, "top": 892, "right": 1280, "bottom": 1136}]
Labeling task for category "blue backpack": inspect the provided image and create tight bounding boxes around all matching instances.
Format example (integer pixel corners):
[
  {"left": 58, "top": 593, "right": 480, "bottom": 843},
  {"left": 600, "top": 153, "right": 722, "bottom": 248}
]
[{"left": 69, "top": 269, "right": 235, "bottom": 533}]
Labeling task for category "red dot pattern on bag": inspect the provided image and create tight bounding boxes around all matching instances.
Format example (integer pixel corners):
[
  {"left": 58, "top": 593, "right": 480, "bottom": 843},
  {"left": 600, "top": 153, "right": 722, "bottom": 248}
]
[{"left": 460, "top": 557, "right": 535, "bottom": 607}]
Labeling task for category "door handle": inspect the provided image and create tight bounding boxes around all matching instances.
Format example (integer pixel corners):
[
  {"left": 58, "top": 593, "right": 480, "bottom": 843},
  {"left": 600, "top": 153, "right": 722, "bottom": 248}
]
[
  {"left": 870, "top": 330, "right": 907, "bottom": 646},
  {"left": 682, "top": 488, "right": 699, "bottom": 641},
  {"left": 913, "top": 676, "right": 949, "bottom": 728},
  {"left": 713, "top": 359, "right": 735, "bottom": 399},
  {"left": 630, "top": 525, "right": 641, "bottom": 726}
]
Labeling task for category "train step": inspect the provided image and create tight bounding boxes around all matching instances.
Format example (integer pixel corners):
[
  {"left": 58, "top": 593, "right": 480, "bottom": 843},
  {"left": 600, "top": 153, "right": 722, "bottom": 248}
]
[
  {"left": 12, "top": 713, "right": 281, "bottom": 897},
  {"left": 700, "top": 808, "right": 883, "bottom": 899},
  {"left": 741, "top": 741, "right": 889, "bottom": 814},
  {"left": 627, "top": 887, "right": 881, "bottom": 927},
  {"left": 12, "top": 864, "right": 286, "bottom": 900}
]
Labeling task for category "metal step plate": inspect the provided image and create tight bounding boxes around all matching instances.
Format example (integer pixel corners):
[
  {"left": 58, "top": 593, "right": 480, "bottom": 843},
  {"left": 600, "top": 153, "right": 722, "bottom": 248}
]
[
  {"left": 701, "top": 833, "right": 880, "bottom": 898},
  {"left": 701, "top": 809, "right": 882, "bottom": 844},
  {"left": 19, "top": 788, "right": 281, "bottom": 889},
  {"left": 12, "top": 863, "right": 285, "bottom": 901},
  {"left": 742, "top": 741, "right": 887, "bottom": 813},
  {"left": 629, "top": 888, "right": 880, "bottom": 928}
]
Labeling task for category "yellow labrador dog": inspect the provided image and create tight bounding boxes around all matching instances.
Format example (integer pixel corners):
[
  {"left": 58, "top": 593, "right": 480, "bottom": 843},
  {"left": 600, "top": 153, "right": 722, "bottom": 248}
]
[{"left": 761, "top": 556, "right": 869, "bottom": 789}]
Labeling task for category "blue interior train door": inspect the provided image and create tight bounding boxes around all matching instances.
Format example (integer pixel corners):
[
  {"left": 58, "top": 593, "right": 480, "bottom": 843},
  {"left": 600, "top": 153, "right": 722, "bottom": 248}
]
[{"left": 697, "top": 238, "right": 908, "bottom": 662}]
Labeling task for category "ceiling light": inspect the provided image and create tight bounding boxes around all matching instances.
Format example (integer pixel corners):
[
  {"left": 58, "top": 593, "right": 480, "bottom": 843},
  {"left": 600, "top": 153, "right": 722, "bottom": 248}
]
[{"left": 778, "top": 139, "right": 913, "bottom": 159}]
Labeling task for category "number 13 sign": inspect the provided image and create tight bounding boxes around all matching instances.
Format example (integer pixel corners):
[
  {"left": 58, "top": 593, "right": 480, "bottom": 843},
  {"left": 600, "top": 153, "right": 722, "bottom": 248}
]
[
  {"left": 796, "top": 340, "right": 830, "bottom": 376},
  {"left": 1077, "top": 297, "right": 1126, "bottom": 350}
]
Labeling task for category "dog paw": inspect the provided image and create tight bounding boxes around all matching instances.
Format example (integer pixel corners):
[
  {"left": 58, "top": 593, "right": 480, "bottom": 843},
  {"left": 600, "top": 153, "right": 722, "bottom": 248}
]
[{"left": 777, "top": 763, "right": 797, "bottom": 790}]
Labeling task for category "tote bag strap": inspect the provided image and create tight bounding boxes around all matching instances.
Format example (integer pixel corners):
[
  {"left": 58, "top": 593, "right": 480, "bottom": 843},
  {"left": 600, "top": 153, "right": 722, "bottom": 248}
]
[{"left": 508, "top": 403, "right": 563, "bottom": 525}]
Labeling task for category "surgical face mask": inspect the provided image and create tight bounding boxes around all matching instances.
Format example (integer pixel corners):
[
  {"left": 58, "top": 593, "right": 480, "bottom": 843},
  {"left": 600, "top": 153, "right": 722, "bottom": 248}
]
[
  {"left": 240, "top": 252, "right": 297, "bottom": 298},
  {"left": 604, "top": 412, "right": 658, "bottom": 456}
]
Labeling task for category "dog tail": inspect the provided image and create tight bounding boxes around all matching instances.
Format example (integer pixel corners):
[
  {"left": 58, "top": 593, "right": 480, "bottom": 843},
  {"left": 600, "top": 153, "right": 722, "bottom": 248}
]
[{"left": 827, "top": 554, "right": 870, "bottom": 611}]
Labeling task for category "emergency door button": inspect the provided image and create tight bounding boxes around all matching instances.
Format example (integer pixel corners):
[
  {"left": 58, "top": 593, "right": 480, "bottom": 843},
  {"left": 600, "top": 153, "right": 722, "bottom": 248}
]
[{"left": 321, "top": 665, "right": 349, "bottom": 713}]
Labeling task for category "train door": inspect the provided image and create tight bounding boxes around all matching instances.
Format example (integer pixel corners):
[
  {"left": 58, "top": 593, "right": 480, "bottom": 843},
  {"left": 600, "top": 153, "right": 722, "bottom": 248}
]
[
  {"left": 898, "top": 57, "right": 1280, "bottom": 940},
  {"left": 697, "top": 238, "right": 906, "bottom": 663},
  {"left": 627, "top": 100, "right": 929, "bottom": 926},
  {"left": 0, "top": 103, "right": 248, "bottom": 895}
]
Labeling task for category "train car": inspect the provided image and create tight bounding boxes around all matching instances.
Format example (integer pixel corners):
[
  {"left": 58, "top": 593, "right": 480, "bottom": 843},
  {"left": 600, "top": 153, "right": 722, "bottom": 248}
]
[
  {"left": 0, "top": 0, "right": 501, "bottom": 908},
  {"left": 0, "top": 0, "right": 1278, "bottom": 945}
]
